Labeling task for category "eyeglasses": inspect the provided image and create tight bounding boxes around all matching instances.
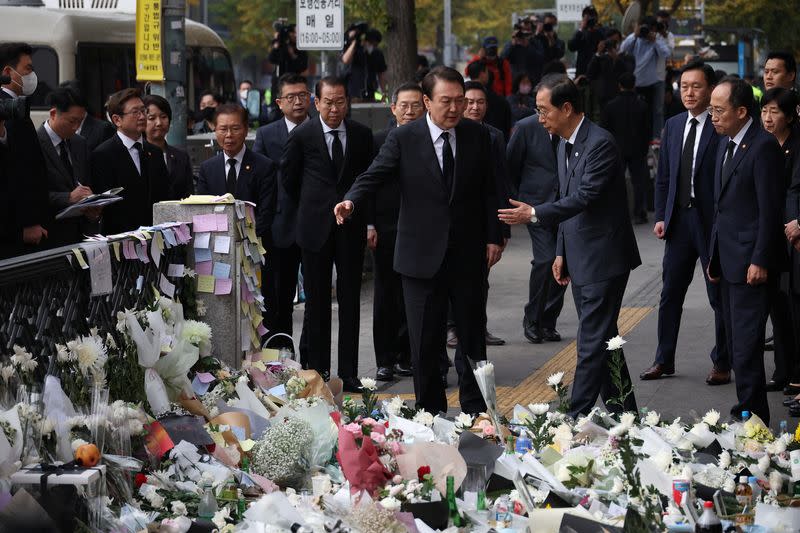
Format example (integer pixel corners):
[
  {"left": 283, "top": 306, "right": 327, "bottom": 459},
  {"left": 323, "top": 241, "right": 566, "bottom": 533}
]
[
  {"left": 216, "top": 126, "right": 244, "bottom": 135},
  {"left": 279, "top": 91, "right": 309, "bottom": 103},
  {"left": 321, "top": 99, "right": 347, "bottom": 109},
  {"left": 706, "top": 106, "right": 727, "bottom": 116},
  {"left": 121, "top": 107, "right": 147, "bottom": 117},
  {"left": 396, "top": 102, "right": 423, "bottom": 111},
  {"left": 535, "top": 107, "right": 552, "bottom": 118}
]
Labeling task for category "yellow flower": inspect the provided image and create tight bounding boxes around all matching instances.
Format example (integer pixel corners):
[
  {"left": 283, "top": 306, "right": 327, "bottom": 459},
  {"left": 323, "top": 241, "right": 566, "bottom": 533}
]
[{"left": 795, "top": 422, "right": 800, "bottom": 442}]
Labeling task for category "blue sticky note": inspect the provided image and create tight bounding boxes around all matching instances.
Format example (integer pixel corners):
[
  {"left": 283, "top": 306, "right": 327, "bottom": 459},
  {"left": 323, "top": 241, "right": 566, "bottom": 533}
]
[
  {"left": 268, "top": 384, "right": 286, "bottom": 397},
  {"left": 212, "top": 262, "right": 231, "bottom": 279},
  {"left": 192, "top": 375, "right": 210, "bottom": 396},
  {"left": 231, "top": 426, "right": 246, "bottom": 441},
  {"left": 194, "top": 248, "right": 212, "bottom": 263}
]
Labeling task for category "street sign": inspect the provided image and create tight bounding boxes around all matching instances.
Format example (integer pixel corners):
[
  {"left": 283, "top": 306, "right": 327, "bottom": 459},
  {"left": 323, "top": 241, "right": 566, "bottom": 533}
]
[
  {"left": 296, "top": 0, "right": 344, "bottom": 51},
  {"left": 135, "top": 0, "right": 165, "bottom": 81},
  {"left": 557, "top": 0, "right": 590, "bottom": 23}
]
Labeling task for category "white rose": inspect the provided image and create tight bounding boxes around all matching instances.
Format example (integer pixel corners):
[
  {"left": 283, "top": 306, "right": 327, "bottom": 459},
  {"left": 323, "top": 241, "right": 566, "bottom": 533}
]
[
  {"left": 620, "top": 412, "right": 636, "bottom": 428},
  {"left": 718, "top": 451, "right": 731, "bottom": 469},
  {"left": 556, "top": 463, "right": 572, "bottom": 482},
  {"left": 528, "top": 403, "right": 550, "bottom": 416},
  {"left": 610, "top": 476, "right": 625, "bottom": 494},
  {"left": 212, "top": 508, "right": 231, "bottom": 529},
  {"left": 606, "top": 336, "right": 626, "bottom": 351},
  {"left": 148, "top": 492, "right": 165, "bottom": 509},
  {"left": 722, "top": 478, "right": 736, "bottom": 493},
  {"left": 547, "top": 372, "right": 565, "bottom": 387},
  {"left": 359, "top": 377, "right": 377, "bottom": 391},
  {"left": 170, "top": 500, "right": 188, "bottom": 516},
  {"left": 758, "top": 455, "right": 770, "bottom": 474},
  {"left": 412, "top": 410, "right": 434, "bottom": 427},
  {"left": 389, "top": 484, "right": 404, "bottom": 497},
  {"left": 380, "top": 496, "right": 402, "bottom": 511},
  {"left": 644, "top": 411, "right": 660, "bottom": 427},
  {"left": 702, "top": 409, "right": 721, "bottom": 426},
  {"left": 455, "top": 412, "right": 473, "bottom": 429}
]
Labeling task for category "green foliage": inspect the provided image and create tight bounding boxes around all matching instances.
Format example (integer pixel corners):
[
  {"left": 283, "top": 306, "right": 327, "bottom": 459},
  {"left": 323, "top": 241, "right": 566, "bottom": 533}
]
[
  {"left": 705, "top": 0, "right": 800, "bottom": 53},
  {"left": 606, "top": 348, "right": 634, "bottom": 410}
]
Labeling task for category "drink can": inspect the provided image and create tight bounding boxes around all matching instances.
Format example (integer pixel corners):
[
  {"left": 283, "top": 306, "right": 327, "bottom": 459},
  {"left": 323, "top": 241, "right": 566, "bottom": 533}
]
[{"left": 673, "top": 478, "right": 690, "bottom": 505}]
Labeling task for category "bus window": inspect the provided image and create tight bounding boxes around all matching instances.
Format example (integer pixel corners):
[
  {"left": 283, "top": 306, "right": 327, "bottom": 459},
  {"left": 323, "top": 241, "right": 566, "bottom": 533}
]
[
  {"left": 29, "top": 46, "right": 58, "bottom": 109},
  {"left": 188, "top": 46, "right": 235, "bottom": 110},
  {"left": 77, "top": 44, "right": 137, "bottom": 114}
]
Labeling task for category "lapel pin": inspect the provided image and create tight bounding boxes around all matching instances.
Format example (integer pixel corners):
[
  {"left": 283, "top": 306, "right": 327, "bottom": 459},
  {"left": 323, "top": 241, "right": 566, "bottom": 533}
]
[
  {"left": 245, "top": 165, "right": 251, "bottom": 171},
  {"left": 575, "top": 152, "right": 579, "bottom": 157},
  {"left": 741, "top": 144, "right": 747, "bottom": 150}
]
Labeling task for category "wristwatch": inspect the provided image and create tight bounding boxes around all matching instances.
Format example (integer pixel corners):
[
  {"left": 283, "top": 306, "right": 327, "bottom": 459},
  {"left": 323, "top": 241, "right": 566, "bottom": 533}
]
[{"left": 530, "top": 206, "right": 538, "bottom": 224}]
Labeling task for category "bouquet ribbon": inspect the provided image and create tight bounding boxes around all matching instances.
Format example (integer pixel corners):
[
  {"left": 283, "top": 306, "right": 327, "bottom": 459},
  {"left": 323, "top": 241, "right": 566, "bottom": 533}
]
[{"left": 26, "top": 460, "right": 101, "bottom": 495}]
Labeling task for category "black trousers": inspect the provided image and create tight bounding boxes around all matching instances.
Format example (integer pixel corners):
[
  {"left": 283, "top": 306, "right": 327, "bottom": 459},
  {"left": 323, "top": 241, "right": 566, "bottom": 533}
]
[
  {"left": 719, "top": 277, "right": 770, "bottom": 424},
  {"left": 372, "top": 230, "right": 410, "bottom": 368},
  {"left": 301, "top": 226, "right": 365, "bottom": 379},
  {"left": 568, "top": 272, "right": 638, "bottom": 417},
  {"left": 768, "top": 282, "right": 796, "bottom": 384},
  {"left": 402, "top": 250, "right": 487, "bottom": 415},
  {"left": 262, "top": 243, "right": 302, "bottom": 349},
  {"left": 655, "top": 206, "right": 728, "bottom": 370},
  {"left": 524, "top": 223, "right": 566, "bottom": 330},
  {"left": 790, "top": 292, "right": 800, "bottom": 383},
  {"left": 623, "top": 154, "right": 650, "bottom": 217}
]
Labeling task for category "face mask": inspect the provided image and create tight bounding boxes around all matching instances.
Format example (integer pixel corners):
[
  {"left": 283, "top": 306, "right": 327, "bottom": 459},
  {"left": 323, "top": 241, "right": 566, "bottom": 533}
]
[
  {"left": 519, "top": 83, "right": 532, "bottom": 95},
  {"left": 240, "top": 90, "right": 249, "bottom": 101},
  {"left": 365, "top": 44, "right": 374, "bottom": 54},
  {"left": 11, "top": 68, "right": 37, "bottom": 96},
  {"left": 201, "top": 107, "right": 215, "bottom": 121}
]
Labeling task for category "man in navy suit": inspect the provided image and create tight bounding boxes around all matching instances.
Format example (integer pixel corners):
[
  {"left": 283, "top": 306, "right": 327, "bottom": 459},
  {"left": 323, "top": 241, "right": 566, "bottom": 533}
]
[
  {"left": 253, "top": 74, "right": 311, "bottom": 353},
  {"left": 197, "top": 104, "right": 275, "bottom": 238},
  {"left": 499, "top": 74, "right": 641, "bottom": 416},
  {"left": 641, "top": 61, "right": 729, "bottom": 384},
  {"left": 707, "top": 77, "right": 785, "bottom": 424}
]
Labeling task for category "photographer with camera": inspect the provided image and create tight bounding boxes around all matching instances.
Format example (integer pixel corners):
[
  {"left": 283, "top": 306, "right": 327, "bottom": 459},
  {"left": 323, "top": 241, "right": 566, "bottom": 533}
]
[
  {"left": 341, "top": 24, "right": 387, "bottom": 103},
  {"left": 503, "top": 23, "right": 542, "bottom": 83},
  {"left": 568, "top": 6, "right": 604, "bottom": 77},
  {"left": 620, "top": 16, "right": 671, "bottom": 141},
  {"left": 467, "top": 37, "right": 512, "bottom": 97},
  {"left": 587, "top": 29, "right": 634, "bottom": 112},
  {"left": 268, "top": 21, "right": 309, "bottom": 106},
  {"left": 534, "top": 13, "right": 565, "bottom": 65},
  {"left": 0, "top": 42, "right": 49, "bottom": 257}
]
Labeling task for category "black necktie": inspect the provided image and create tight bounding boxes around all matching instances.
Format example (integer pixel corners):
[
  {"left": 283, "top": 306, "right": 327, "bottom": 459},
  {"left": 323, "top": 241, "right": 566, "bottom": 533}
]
[
  {"left": 132, "top": 141, "right": 144, "bottom": 176},
  {"left": 564, "top": 141, "right": 573, "bottom": 169},
  {"left": 330, "top": 130, "right": 344, "bottom": 175},
  {"left": 441, "top": 131, "right": 454, "bottom": 193},
  {"left": 722, "top": 139, "right": 736, "bottom": 176},
  {"left": 226, "top": 158, "right": 237, "bottom": 195},
  {"left": 58, "top": 140, "right": 74, "bottom": 182},
  {"left": 678, "top": 118, "right": 698, "bottom": 207}
]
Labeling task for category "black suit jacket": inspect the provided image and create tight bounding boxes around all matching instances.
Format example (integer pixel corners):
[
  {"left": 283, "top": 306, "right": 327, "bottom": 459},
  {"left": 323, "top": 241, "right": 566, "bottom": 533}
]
[
  {"left": 253, "top": 118, "right": 302, "bottom": 248},
  {"left": 79, "top": 114, "right": 116, "bottom": 152},
  {"left": 783, "top": 124, "right": 800, "bottom": 292},
  {"left": 344, "top": 116, "right": 503, "bottom": 279},
  {"left": 709, "top": 122, "right": 785, "bottom": 283},
  {"left": 371, "top": 127, "right": 402, "bottom": 234},
  {"left": 281, "top": 117, "right": 374, "bottom": 252},
  {"left": 197, "top": 147, "right": 275, "bottom": 238},
  {"left": 535, "top": 118, "right": 641, "bottom": 286},
  {"left": 506, "top": 114, "right": 559, "bottom": 207},
  {"left": 164, "top": 144, "right": 195, "bottom": 200},
  {"left": 600, "top": 91, "right": 650, "bottom": 159},
  {"left": 91, "top": 133, "right": 170, "bottom": 235},
  {"left": 655, "top": 112, "right": 720, "bottom": 238},
  {"left": 484, "top": 122, "right": 512, "bottom": 239},
  {"left": 36, "top": 125, "right": 95, "bottom": 246}
]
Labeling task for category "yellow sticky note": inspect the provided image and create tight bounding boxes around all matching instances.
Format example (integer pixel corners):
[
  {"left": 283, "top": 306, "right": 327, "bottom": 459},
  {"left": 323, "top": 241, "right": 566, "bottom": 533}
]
[
  {"left": 240, "top": 298, "right": 249, "bottom": 315},
  {"left": 197, "top": 275, "right": 215, "bottom": 293},
  {"left": 249, "top": 326, "right": 259, "bottom": 348},
  {"left": 209, "top": 431, "right": 226, "bottom": 448},
  {"left": 154, "top": 231, "right": 164, "bottom": 252},
  {"left": 240, "top": 439, "right": 256, "bottom": 452},
  {"left": 255, "top": 268, "right": 261, "bottom": 285},
  {"left": 71, "top": 248, "right": 89, "bottom": 269},
  {"left": 246, "top": 225, "right": 258, "bottom": 243},
  {"left": 259, "top": 348, "right": 279, "bottom": 362},
  {"left": 112, "top": 241, "right": 121, "bottom": 262}
]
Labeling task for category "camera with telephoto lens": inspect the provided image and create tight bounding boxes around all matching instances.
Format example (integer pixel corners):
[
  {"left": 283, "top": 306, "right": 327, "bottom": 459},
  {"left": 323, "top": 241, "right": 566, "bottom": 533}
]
[
  {"left": 273, "top": 18, "right": 294, "bottom": 45},
  {"left": 346, "top": 21, "right": 369, "bottom": 42},
  {"left": 638, "top": 24, "right": 651, "bottom": 38},
  {"left": 0, "top": 75, "right": 29, "bottom": 120},
  {"left": 586, "top": 17, "right": 597, "bottom": 29},
  {"left": 543, "top": 23, "right": 553, "bottom": 33}
]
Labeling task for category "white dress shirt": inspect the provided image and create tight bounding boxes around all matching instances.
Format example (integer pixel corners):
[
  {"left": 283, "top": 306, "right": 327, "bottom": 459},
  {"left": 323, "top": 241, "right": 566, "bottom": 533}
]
[
  {"left": 43, "top": 119, "right": 65, "bottom": 150},
  {"left": 320, "top": 115, "right": 347, "bottom": 159},
  {"left": 223, "top": 144, "right": 247, "bottom": 182},
  {"left": 727, "top": 117, "right": 753, "bottom": 161},
  {"left": 426, "top": 112, "right": 456, "bottom": 172},
  {"left": 531, "top": 116, "right": 585, "bottom": 222},
  {"left": 682, "top": 109, "right": 709, "bottom": 198},
  {"left": 117, "top": 130, "right": 145, "bottom": 174}
]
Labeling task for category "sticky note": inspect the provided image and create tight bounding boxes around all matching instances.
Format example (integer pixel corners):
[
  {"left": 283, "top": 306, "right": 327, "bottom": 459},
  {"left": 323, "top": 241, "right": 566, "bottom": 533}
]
[
  {"left": 230, "top": 426, "right": 246, "bottom": 441},
  {"left": 192, "top": 375, "right": 210, "bottom": 396},
  {"left": 192, "top": 214, "right": 217, "bottom": 233},
  {"left": 215, "top": 214, "right": 228, "bottom": 232},
  {"left": 135, "top": 243, "right": 150, "bottom": 263},
  {"left": 197, "top": 275, "right": 215, "bottom": 293},
  {"left": 194, "top": 232, "right": 210, "bottom": 249},
  {"left": 268, "top": 384, "right": 286, "bottom": 398},
  {"left": 240, "top": 439, "right": 256, "bottom": 452},
  {"left": 162, "top": 228, "right": 177, "bottom": 247},
  {"left": 212, "top": 262, "right": 231, "bottom": 279},
  {"left": 159, "top": 274, "right": 175, "bottom": 298},
  {"left": 214, "top": 205, "right": 226, "bottom": 213},
  {"left": 195, "top": 261, "right": 213, "bottom": 276},
  {"left": 167, "top": 263, "right": 185, "bottom": 277},
  {"left": 194, "top": 248, "right": 212, "bottom": 263},
  {"left": 215, "top": 278, "right": 232, "bottom": 295},
  {"left": 196, "top": 372, "right": 215, "bottom": 383},
  {"left": 257, "top": 322, "right": 267, "bottom": 336},
  {"left": 71, "top": 248, "right": 89, "bottom": 269},
  {"left": 112, "top": 241, "right": 121, "bottom": 262},
  {"left": 136, "top": 275, "right": 144, "bottom": 291},
  {"left": 213, "top": 235, "right": 230, "bottom": 254}
]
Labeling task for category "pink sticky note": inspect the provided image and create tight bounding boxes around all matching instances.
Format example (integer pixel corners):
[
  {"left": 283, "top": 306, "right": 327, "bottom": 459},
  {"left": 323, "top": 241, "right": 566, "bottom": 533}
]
[
  {"left": 192, "top": 214, "right": 217, "bottom": 233},
  {"left": 177, "top": 223, "right": 191, "bottom": 243},
  {"left": 215, "top": 214, "right": 228, "bottom": 232},
  {"left": 196, "top": 372, "right": 215, "bottom": 383},
  {"left": 241, "top": 281, "right": 254, "bottom": 303},
  {"left": 257, "top": 322, "right": 267, "bottom": 336},
  {"left": 215, "top": 278, "right": 232, "bottom": 295},
  {"left": 122, "top": 240, "right": 134, "bottom": 259},
  {"left": 195, "top": 261, "right": 213, "bottom": 275}
]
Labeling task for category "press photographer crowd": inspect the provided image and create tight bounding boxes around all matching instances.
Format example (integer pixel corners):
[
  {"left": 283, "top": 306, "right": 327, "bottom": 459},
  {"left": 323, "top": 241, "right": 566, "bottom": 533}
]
[{"left": 2, "top": 0, "right": 800, "bottom": 428}]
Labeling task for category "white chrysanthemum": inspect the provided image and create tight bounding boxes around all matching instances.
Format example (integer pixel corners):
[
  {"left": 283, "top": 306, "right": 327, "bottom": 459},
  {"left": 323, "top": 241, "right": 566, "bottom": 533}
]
[
  {"left": 212, "top": 508, "right": 230, "bottom": 529},
  {"left": 0, "top": 365, "right": 14, "bottom": 384},
  {"left": 620, "top": 412, "right": 636, "bottom": 428},
  {"left": 39, "top": 417, "right": 55, "bottom": 436},
  {"left": 718, "top": 450, "right": 731, "bottom": 469},
  {"left": 170, "top": 500, "right": 188, "bottom": 516},
  {"left": 69, "top": 335, "right": 107, "bottom": 377},
  {"left": 606, "top": 336, "right": 626, "bottom": 351},
  {"left": 758, "top": 454, "right": 770, "bottom": 473},
  {"left": 455, "top": 412, "right": 474, "bottom": 429},
  {"left": 105, "top": 333, "right": 117, "bottom": 350},
  {"left": 643, "top": 410, "right": 660, "bottom": 426},
  {"left": 10, "top": 345, "right": 32, "bottom": 366},
  {"left": 359, "top": 377, "right": 377, "bottom": 391},
  {"left": 115, "top": 311, "right": 128, "bottom": 333},
  {"left": 702, "top": 409, "right": 721, "bottom": 426},
  {"left": 547, "top": 371, "right": 565, "bottom": 387},
  {"left": 609, "top": 423, "right": 629, "bottom": 437},
  {"left": 651, "top": 450, "right": 672, "bottom": 472},
  {"left": 412, "top": 410, "right": 434, "bottom": 427},
  {"left": 379, "top": 496, "right": 402, "bottom": 511},
  {"left": 71, "top": 438, "right": 88, "bottom": 452},
  {"left": 610, "top": 476, "right": 625, "bottom": 494},
  {"left": 722, "top": 477, "right": 736, "bottom": 493},
  {"left": 386, "top": 396, "right": 405, "bottom": 417},
  {"left": 181, "top": 320, "right": 212, "bottom": 346},
  {"left": 55, "top": 344, "right": 73, "bottom": 363},
  {"left": 528, "top": 403, "right": 550, "bottom": 415}
]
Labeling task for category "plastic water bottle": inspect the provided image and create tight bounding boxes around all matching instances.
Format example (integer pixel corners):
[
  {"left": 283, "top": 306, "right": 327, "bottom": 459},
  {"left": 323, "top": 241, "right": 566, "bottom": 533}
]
[
  {"left": 515, "top": 430, "right": 532, "bottom": 454},
  {"left": 695, "top": 500, "right": 722, "bottom": 533},
  {"left": 741, "top": 410, "right": 750, "bottom": 421},
  {"left": 748, "top": 476, "right": 761, "bottom": 502}
]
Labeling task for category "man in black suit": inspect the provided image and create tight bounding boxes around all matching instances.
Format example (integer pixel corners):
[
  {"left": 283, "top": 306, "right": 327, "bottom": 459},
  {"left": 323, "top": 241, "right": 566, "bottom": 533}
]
[
  {"left": 77, "top": 112, "right": 116, "bottom": 152},
  {"left": 253, "top": 74, "right": 311, "bottom": 353},
  {"left": 707, "top": 78, "right": 784, "bottom": 424},
  {"left": 0, "top": 42, "right": 49, "bottom": 254},
  {"left": 37, "top": 87, "right": 100, "bottom": 248},
  {"left": 506, "top": 109, "right": 566, "bottom": 345},
  {"left": 197, "top": 104, "right": 275, "bottom": 237},
  {"left": 466, "top": 60, "right": 512, "bottom": 142},
  {"left": 91, "top": 89, "right": 170, "bottom": 235},
  {"left": 282, "top": 76, "right": 374, "bottom": 392},
  {"left": 370, "top": 82, "right": 424, "bottom": 382},
  {"left": 640, "top": 61, "right": 729, "bottom": 384},
  {"left": 500, "top": 74, "right": 641, "bottom": 417},
  {"left": 335, "top": 66, "right": 504, "bottom": 414},
  {"left": 600, "top": 72, "right": 651, "bottom": 224}
]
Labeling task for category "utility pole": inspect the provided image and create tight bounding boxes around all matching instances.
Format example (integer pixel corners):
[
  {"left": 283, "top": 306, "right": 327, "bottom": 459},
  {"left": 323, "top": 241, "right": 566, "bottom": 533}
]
[
  {"left": 152, "top": 0, "right": 188, "bottom": 148},
  {"left": 443, "top": 0, "right": 453, "bottom": 67}
]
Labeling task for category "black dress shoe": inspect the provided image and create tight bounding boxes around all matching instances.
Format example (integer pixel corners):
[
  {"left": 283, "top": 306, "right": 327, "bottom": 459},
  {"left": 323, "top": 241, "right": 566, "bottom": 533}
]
[
  {"left": 639, "top": 363, "right": 675, "bottom": 380},
  {"left": 784, "top": 384, "right": 800, "bottom": 395},
  {"left": 766, "top": 379, "right": 787, "bottom": 392},
  {"left": 341, "top": 377, "right": 363, "bottom": 392},
  {"left": 376, "top": 367, "right": 394, "bottom": 381},
  {"left": 782, "top": 397, "right": 799, "bottom": 407},
  {"left": 393, "top": 363, "right": 413, "bottom": 377},
  {"left": 485, "top": 330, "right": 506, "bottom": 346},
  {"left": 524, "top": 324, "right": 543, "bottom": 344},
  {"left": 541, "top": 327, "right": 561, "bottom": 342},
  {"left": 790, "top": 404, "right": 800, "bottom": 417}
]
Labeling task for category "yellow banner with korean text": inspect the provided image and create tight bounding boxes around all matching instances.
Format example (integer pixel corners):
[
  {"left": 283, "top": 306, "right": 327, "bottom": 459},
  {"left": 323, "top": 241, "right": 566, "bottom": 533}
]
[{"left": 135, "top": 0, "right": 165, "bottom": 82}]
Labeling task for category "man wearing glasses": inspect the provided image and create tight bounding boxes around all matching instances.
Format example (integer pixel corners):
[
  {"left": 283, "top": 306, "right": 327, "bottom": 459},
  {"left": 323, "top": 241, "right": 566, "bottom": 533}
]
[
  {"left": 253, "top": 74, "right": 312, "bottom": 355},
  {"left": 282, "top": 76, "right": 374, "bottom": 392},
  {"left": 91, "top": 88, "right": 170, "bottom": 235}
]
